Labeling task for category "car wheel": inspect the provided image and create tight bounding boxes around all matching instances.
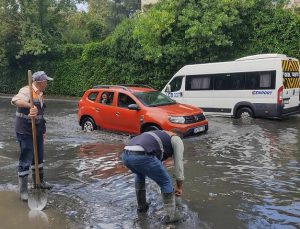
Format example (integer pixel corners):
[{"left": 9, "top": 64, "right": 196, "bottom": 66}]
[
  {"left": 82, "top": 117, "right": 97, "bottom": 132},
  {"left": 143, "top": 125, "right": 161, "bottom": 132},
  {"left": 236, "top": 107, "right": 254, "bottom": 119}
]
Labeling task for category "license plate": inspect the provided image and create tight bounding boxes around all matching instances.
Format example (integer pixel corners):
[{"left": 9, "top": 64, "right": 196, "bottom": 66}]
[{"left": 194, "top": 126, "right": 205, "bottom": 134}]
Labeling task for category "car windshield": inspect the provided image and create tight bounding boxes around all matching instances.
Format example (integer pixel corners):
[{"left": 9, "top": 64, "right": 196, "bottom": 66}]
[{"left": 134, "top": 91, "right": 176, "bottom": 107}]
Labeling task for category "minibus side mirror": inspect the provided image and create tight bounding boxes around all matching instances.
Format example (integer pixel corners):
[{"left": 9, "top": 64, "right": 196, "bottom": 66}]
[{"left": 165, "top": 84, "right": 171, "bottom": 92}]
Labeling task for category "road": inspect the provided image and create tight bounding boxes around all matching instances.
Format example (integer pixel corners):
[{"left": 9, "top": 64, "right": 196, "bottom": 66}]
[{"left": 0, "top": 96, "right": 300, "bottom": 229}]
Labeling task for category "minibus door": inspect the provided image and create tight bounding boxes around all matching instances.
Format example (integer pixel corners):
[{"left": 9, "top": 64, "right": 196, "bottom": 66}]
[
  {"left": 282, "top": 60, "right": 300, "bottom": 109},
  {"left": 164, "top": 75, "right": 185, "bottom": 103}
]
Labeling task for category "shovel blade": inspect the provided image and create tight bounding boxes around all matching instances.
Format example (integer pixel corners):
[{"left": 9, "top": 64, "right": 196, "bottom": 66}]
[{"left": 28, "top": 188, "right": 48, "bottom": 211}]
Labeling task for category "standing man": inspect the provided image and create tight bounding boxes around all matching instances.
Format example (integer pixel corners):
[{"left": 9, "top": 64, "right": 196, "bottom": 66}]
[
  {"left": 11, "top": 71, "right": 53, "bottom": 201},
  {"left": 121, "top": 130, "right": 184, "bottom": 223}
]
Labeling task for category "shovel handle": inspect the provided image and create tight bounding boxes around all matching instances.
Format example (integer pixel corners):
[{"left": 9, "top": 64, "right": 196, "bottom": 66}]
[{"left": 28, "top": 70, "right": 41, "bottom": 186}]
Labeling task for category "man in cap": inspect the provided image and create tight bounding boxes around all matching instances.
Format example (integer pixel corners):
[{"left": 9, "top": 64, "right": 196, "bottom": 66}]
[
  {"left": 11, "top": 71, "right": 53, "bottom": 201},
  {"left": 121, "top": 130, "right": 184, "bottom": 223}
]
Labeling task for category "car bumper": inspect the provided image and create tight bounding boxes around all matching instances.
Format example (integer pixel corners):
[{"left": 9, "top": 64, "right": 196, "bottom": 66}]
[
  {"left": 184, "top": 124, "right": 209, "bottom": 137},
  {"left": 164, "top": 119, "right": 209, "bottom": 137}
]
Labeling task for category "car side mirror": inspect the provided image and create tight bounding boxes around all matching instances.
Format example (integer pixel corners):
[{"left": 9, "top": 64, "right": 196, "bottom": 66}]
[{"left": 128, "top": 104, "right": 140, "bottom": 111}]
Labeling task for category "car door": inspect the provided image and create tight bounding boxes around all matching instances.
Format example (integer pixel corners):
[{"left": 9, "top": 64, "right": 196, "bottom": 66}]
[
  {"left": 112, "top": 92, "right": 141, "bottom": 134},
  {"left": 93, "top": 91, "right": 117, "bottom": 130}
]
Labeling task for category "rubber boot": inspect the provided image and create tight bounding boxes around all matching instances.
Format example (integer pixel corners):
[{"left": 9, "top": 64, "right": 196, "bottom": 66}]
[
  {"left": 135, "top": 182, "right": 149, "bottom": 213},
  {"left": 32, "top": 169, "right": 53, "bottom": 190},
  {"left": 162, "top": 192, "right": 180, "bottom": 223},
  {"left": 18, "top": 176, "right": 28, "bottom": 201}
]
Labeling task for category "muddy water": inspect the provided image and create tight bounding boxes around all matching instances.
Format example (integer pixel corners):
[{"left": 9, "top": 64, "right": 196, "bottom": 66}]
[{"left": 0, "top": 96, "right": 300, "bottom": 229}]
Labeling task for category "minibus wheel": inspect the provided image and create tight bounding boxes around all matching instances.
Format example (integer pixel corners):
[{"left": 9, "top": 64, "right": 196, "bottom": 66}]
[{"left": 236, "top": 107, "right": 253, "bottom": 119}]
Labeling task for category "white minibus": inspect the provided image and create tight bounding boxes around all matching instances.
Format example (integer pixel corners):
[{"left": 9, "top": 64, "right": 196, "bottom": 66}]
[{"left": 162, "top": 54, "right": 300, "bottom": 118}]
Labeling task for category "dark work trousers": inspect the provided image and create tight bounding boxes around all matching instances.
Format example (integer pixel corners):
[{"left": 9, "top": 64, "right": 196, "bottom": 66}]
[
  {"left": 16, "top": 133, "right": 44, "bottom": 177},
  {"left": 121, "top": 150, "right": 173, "bottom": 193}
]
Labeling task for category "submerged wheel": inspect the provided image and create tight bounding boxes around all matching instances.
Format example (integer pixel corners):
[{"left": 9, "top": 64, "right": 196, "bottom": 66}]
[
  {"left": 143, "top": 125, "right": 161, "bottom": 132},
  {"left": 236, "top": 107, "right": 254, "bottom": 119},
  {"left": 81, "top": 117, "right": 97, "bottom": 132}
]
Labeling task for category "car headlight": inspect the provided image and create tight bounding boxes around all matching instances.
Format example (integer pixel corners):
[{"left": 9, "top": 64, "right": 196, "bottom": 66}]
[{"left": 169, "top": 116, "right": 185, "bottom": 124}]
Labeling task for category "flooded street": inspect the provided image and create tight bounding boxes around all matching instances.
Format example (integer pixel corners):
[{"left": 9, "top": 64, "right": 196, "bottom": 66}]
[{"left": 0, "top": 96, "right": 300, "bottom": 229}]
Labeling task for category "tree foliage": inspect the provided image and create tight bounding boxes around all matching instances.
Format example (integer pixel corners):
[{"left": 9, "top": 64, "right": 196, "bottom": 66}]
[
  {"left": 88, "top": 0, "right": 141, "bottom": 33},
  {"left": 247, "top": 8, "right": 300, "bottom": 57}
]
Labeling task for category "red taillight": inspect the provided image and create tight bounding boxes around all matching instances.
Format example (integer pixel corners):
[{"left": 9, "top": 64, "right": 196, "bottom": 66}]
[{"left": 277, "top": 86, "right": 283, "bottom": 105}]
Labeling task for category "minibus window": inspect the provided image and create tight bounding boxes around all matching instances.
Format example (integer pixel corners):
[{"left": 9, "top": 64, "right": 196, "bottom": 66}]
[
  {"left": 245, "top": 71, "right": 275, "bottom": 89},
  {"left": 168, "top": 76, "right": 183, "bottom": 92},
  {"left": 186, "top": 75, "right": 212, "bottom": 90},
  {"left": 214, "top": 75, "right": 224, "bottom": 90},
  {"left": 213, "top": 73, "right": 245, "bottom": 90},
  {"left": 233, "top": 73, "right": 245, "bottom": 89},
  {"left": 191, "top": 77, "right": 210, "bottom": 89},
  {"left": 260, "top": 73, "right": 271, "bottom": 88},
  {"left": 245, "top": 72, "right": 260, "bottom": 89}
]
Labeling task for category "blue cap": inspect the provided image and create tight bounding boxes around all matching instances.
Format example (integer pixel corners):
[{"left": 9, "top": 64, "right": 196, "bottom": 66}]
[{"left": 32, "top": 71, "right": 53, "bottom": 82}]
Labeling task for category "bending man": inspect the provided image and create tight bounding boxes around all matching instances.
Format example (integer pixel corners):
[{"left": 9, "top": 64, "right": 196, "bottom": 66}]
[{"left": 121, "top": 130, "right": 184, "bottom": 223}]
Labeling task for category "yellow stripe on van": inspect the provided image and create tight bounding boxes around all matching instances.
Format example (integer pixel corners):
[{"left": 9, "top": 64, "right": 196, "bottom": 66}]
[
  {"left": 282, "top": 60, "right": 300, "bottom": 72},
  {"left": 283, "top": 77, "right": 300, "bottom": 89}
]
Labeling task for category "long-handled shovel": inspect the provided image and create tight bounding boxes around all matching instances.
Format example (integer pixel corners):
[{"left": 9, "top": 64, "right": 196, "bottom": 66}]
[{"left": 27, "top": 70, "right": 47, "bottom": 210}]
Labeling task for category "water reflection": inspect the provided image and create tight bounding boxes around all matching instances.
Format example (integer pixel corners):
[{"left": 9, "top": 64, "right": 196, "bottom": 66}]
[
  {"left": 28, "top": 210, "right": 49, "bottom": 225},
  {"left": 77, "top": 143, "right": 127, "bottom": 179},
  {"left": 0, "top": 191, "right": 77, "bottom": 229}
]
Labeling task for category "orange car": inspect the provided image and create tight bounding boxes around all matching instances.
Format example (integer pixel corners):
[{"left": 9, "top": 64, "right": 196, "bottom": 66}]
[{"left": 77, "top": 85, "right": 208, "bottom": 137}]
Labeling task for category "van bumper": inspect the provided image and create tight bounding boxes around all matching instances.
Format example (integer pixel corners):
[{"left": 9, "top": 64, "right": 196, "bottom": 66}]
[
  {"left": 254, "top": 103, "right": 300, "bottom": 118},
  {"left": 278, "top": 105, "right": 300, "bottom": 117}
]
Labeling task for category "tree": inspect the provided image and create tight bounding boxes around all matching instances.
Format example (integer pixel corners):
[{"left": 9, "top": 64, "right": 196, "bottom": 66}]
[
  {"left": 132, "top": 0, "right": 257, "bottom": 65},
  {"left": 0, "top": 0, "right": 85, "bottom": 61},
  {"left": 0, "top": 0, "right": 22, "bottom": 66},
  {"left": 87, "top": 0, "right": 141, "bottom": 33},
  {"left": 247, "top": 8, "right": 300, "bottom": 58}
]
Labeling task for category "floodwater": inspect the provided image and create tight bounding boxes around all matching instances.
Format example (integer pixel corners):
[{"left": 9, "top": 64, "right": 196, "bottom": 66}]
[{"left": 0, "top": 96, "right": 300, "bottom": 229}]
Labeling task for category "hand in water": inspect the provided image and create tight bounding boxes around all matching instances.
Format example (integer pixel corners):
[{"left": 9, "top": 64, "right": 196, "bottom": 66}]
[{"left": 175, "top": 187, "right": 183, "bottom": 196}]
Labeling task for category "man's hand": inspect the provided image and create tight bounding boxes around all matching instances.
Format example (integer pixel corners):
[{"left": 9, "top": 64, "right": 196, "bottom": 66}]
[
  {"left": 175, "top": 186, "right": 183, "bottom": 196},
  {"left": 29, "top": 106, "right": 38, "bottom": 117},
  {"left": 175, "top": 180, "right": 183, "bottom": 196}
]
